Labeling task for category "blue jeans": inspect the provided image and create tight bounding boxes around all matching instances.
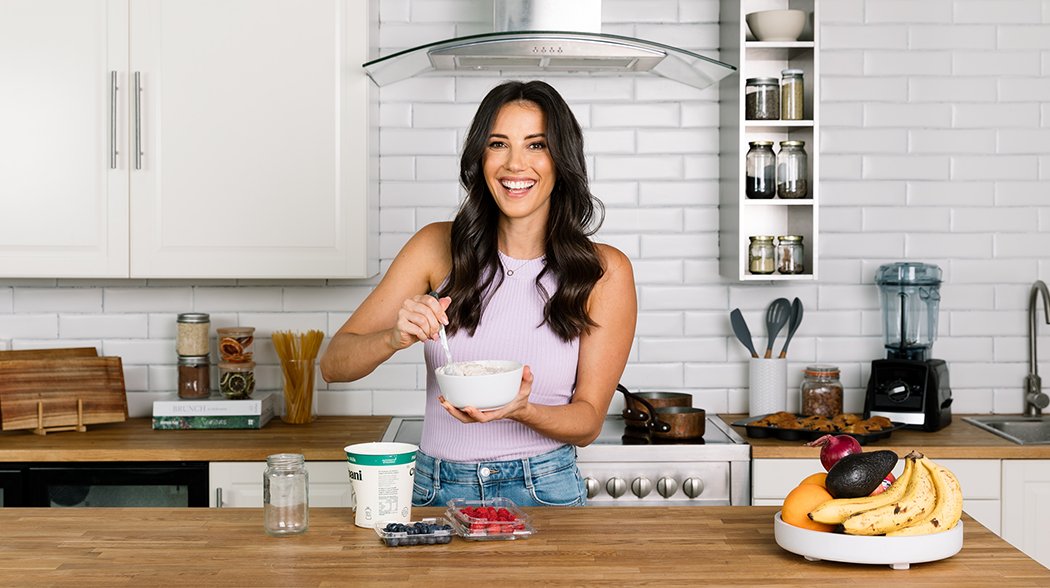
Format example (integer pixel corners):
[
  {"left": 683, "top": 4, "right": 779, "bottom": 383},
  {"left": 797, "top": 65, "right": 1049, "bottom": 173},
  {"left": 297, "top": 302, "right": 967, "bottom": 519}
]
[{"left": 412, "top": 444, "right": 586, "bottom": 508}]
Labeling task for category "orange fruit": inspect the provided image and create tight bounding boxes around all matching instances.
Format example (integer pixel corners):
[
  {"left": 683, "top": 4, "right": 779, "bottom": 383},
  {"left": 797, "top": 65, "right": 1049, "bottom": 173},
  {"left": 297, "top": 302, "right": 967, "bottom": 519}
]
[
  {"left": 799, "top": 472, "right": 827, "bottom": 489},
  {"left": 781, "top": 483, "right": 835, "bottom": 532}
]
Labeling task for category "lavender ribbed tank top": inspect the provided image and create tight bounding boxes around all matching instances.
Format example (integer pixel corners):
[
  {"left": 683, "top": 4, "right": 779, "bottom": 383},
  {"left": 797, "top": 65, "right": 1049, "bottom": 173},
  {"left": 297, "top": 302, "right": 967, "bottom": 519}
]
[{"left": 420, "top": 251, "right": 580, "bottom": 462}]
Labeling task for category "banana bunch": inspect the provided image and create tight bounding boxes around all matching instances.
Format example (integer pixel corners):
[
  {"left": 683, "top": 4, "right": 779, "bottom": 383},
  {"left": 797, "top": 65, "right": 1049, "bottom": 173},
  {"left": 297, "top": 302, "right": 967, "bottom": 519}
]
[{"left": 807, "top": 451, "right": 963, "bottom": 536}]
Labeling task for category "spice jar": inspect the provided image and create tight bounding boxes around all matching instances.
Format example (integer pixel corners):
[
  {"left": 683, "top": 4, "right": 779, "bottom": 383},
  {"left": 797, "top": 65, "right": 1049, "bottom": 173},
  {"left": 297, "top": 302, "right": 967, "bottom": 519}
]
[
  {"left": 176, "top": 313, "right": 210, "bottom": 356},
  {"left": 745, "top": 141, "right": 776, "bottom": 199},
  {"left": 217, "top": 326, "right": 255, "bottom": 362},
  {"left": 780, "top": 69, "right": 804, "bottom": 120},
  {"left": 776, "top": 140, "right": 808, "bottom": 199},
  {"left": 801, "top": 365, "right": 843, "bottom": 418},
  {"left": 748, "top": 236, "right": 776, "bottom": 275},
  {"left": 218, "top": 360, "right": 256, "bottom": 399},
  {"left": 745, "top": 77, "right": 779, "bottom": 120},
  {"left": 264, "top": 453, "right": 309, "bottom": 536},
  {"left": 777, "top": 235, "right": 805, "bottom": 275},
  {"left": 177, "top": 355, "right": 210, "bottom": 399}
]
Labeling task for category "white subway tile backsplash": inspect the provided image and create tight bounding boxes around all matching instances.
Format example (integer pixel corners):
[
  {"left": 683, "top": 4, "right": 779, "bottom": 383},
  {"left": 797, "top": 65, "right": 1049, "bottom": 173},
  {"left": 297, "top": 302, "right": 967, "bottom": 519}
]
[
  {"left": 12, "top": 288, "right": 101, "bottom": 313},
  {"left": 381, "top": 181, "right": 461, "bottom": 207},
  {"left": 639, "top": 337, "right": 725, "bottom": 362},
  {"left": 683, "top": 155, "right": 720, "bottom": 179},
  {"left": 381, "top": 129, "right": 458, "bottom": 156},
  {"left": 952, "top": 207, "right": 1040, "bottom": 232},
  {"left": 102, "top": 287, "right": 191, "bottom": 312},
  {"left": 995, "top": 233, "right": 1050, "bottom": 258},
  {"left": 955, "top": 0, "right": 1042, "bottom": 23},
  {"left": 821, "top": 180, "right": 907, "bottom": 207},
  {"left": 380, "top": 208, "right": 416, "bottom": 233},
  {"left": 864, "top": 104, "right": 952, "bottom": 128},
  {"left": 60, "top": 314, "right": 146, "bottom": 339},
  {"left": 950, "top": 259, "right": 1038, "bottom": 284},
  {"left": 910, "top": 129, "right": 996, "bottom": 154},
  {"left": 822, "top": 128, "right": 906, "bottom": 153},
  {"left": 863, "top": 207, "right": 950, "bottom": 231},
  {"left": 591, "top": 181, "right": 639, "bottom": 205},
  {"left": 683, "top": 207, "right": 719, "bottom": 231},
  {"left": 410, "top": 0, "right": 487, "bottom": 23},
  {"left": 908, "top": 77, "right": 997, "bottom": 102},
  {"left": 632, "top": 260, "right": 684, "bottom": 284},
  {"left": 620, "top": 362, "right": 683, "bottom": 388},
  {"left": 192, "top": 287, "right": 282, "bottom": 312},
  {"left": 602, "top": 208, "right": 683, "bottom": 233},
  {"left": 908, "top": 25, "right": 995, "bottom": 49},
  {"left": 378, "top": 23, "right": 456, "bottom": 50},
  {"left": 680, "top": 102, "right": 718, "bottom": 127},
  {"left": 953, "top": 51, "right": 1041, "bottom": 76},
  {"left": 863, "top": 155, "right": 950, "bottom": 180},
  {"left": 954, "top": 103, "right": 1041, "bottom": 128},
  {"left": 953, "top": 155, "right": 1039, "bottom": 180},
  {"left": 104, "top": 339, "right": 174, "bottom": 365},
  {"left": 583, "top": 129, "right": 636, "bottom": 154},
  {"left": 906, "top": 233, "right": 993, "bottom": 258},
  {"left": 867, "top": 0, "right": 952, "bottom": 23},
  {"left": 821, "top": 77, "right": 908, "bottom": 103},
  {"left": 907, "top": 181, "right": 993, "bottom": 206},
  {"left": 822, "top": 25, "right": 908, "bottom": 49},
  {"left": 595, "top": 155, "right": 682, "bottom": 180},
  {"left": 638, "top": 129, "right": 719, "bottom": 154},
  {"left": 380, "top": 103, "right": 412, "bottom": 128},
  {"left": 604, "top": 0, "right": 678, "bottom": 23},
  {"left": 378, "top": 0, "right": 410, "bottom": 22},
  {"left": 122, "top": 365, "right": 149, "bottom": 391},
  {"left": 819, "top": 52, "right": 865, "bottom": 76},
  {"left": 637, "top": 311, "right": 685, "bottom": 336},
  {"left": 820, "top": 207, "right": 862, "bottom": 232},
  {"left": 640, "top": 233, "right": 718, "bottom": 259},
  {"left": 683, "top": 362, "right": 744, "bottom": 388},
  {"left": 642, "top": 286, "right": 726, "bottom": 310},
  {"left": 282, "top": 287, "right": 371, "bottom": 312}
]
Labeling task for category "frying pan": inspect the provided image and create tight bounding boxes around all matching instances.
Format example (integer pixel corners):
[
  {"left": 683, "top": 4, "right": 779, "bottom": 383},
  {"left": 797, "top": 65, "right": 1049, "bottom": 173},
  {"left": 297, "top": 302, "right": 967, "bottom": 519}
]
[{"left": 617, "top": 384, "right": 706, "bottom": 440}]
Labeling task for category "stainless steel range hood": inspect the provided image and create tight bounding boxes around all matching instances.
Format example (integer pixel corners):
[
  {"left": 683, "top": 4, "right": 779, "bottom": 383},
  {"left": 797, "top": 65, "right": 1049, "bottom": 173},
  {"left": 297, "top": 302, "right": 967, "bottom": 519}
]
[{"left": 363, "top": 0, "right": 736, "bottom": 90}]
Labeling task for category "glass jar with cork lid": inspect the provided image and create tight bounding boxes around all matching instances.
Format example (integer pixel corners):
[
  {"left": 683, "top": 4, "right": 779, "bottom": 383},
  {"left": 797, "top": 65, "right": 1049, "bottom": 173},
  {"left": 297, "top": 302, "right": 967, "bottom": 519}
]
[{"left": 800, "top": 365, "right": 843, "bottom": 418}]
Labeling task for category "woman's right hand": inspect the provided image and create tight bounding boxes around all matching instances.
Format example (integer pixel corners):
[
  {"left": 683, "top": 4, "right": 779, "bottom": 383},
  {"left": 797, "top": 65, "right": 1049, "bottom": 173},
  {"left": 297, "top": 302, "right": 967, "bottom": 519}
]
[{"left": 389, "top": 294, "right": 451, "bottom": 350}]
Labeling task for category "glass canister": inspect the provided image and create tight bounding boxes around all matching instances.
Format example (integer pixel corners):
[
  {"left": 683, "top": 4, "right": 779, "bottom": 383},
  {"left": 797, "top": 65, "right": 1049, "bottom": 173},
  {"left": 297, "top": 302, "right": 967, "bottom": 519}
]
[
  {"left": 776, "top": 140, "right": 808, "bottom": 199},
  {"left": 745, "top": 141, "right": 776, "bottom": 199},
  {"left": 745, "top": 77, "right": 780, "bottom": 120},
  {"left": 780, "top": 69, "right": 804, "bottom": 120},
  {"left": 217, "top": 326, "right": 255, "bottom": 362},
  {"left": 800, "top": 365, "right": 843, "bottom": 418},
  {"left": 748, "top": 236, "right": 776, "bottom": 275},
  {"left": 264, "top": 453, "right": 309, "bottom": 536},
  {"left": 177, "top": 355, "right": 210, "bottom": 399},
  {"left": 176, "top": 313, "right": 210, "bottom": 356},
  {"left": 777, "top": 235, "right": 805, "bottom": 275},
  {"left": 218, "top": 360, "right": 256, "bottom": 399}
]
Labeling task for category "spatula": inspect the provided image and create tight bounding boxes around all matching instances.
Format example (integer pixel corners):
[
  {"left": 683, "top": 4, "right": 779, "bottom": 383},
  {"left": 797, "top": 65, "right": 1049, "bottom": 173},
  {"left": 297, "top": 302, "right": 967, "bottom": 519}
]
[
  {"left": 763, "top": 298, "right": 792, "bottom": 359},
  {"left": 779, "top": 297, "right": 804, "bottom": 358},
  {"left": 730, "top": 309, "right": 759, "bottom": 359}
]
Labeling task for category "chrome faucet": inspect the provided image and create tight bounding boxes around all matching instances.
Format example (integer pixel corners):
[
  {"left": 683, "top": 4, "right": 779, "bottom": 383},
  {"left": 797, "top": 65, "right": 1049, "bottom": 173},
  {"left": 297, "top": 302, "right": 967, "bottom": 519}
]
[{"left": 1026, "top": 280, "right": 1050, "bottom": 417}]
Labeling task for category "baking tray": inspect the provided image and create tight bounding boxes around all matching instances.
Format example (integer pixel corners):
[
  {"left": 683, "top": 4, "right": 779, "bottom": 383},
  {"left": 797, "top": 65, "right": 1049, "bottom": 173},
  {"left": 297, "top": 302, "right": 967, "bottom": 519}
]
[{"left": 731, "top": 414, "right": 907, "bottom": 445}]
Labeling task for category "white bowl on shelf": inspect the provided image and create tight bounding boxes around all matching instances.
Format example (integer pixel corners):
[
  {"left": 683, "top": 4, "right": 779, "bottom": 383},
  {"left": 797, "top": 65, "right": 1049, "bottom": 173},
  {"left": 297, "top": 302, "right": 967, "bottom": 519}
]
[{"left": 746, "top": 9, "right": 807, "bottom": 42}]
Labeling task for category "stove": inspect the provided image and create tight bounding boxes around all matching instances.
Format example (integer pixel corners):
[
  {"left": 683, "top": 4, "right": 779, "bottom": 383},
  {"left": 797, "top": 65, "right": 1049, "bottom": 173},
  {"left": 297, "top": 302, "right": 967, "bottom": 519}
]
[{"left": 382, "top": 415, "right": 751, "bottom": 507}]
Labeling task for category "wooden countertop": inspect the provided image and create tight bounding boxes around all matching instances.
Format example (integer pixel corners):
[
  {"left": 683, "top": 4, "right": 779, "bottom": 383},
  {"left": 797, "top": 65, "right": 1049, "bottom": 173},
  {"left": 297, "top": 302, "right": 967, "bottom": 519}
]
[
  {"left": 0, "top": 416, "right": 391, "bottom": 462},
  {"left": 723, "top": 414, "right": 1050, "bottom": 459},
  {"left": 0, "top": 507, "right": 1045, "bottom": 586}
]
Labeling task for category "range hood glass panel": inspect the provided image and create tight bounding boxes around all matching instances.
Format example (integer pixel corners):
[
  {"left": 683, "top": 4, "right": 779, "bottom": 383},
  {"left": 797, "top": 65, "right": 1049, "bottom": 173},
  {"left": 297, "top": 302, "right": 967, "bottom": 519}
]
[{"left": 363, "top": 31, "right": 736, "bottom": 90}]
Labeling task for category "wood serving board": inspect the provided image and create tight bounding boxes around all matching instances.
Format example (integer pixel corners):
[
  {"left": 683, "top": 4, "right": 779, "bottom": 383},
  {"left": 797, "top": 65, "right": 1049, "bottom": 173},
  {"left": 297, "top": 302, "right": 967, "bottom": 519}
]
[
  {"left": 0, "top": 357, "right": 128, "bottom": 432},
  {"left": 0, "top": 347, "right": 98, "bottom": 361}
]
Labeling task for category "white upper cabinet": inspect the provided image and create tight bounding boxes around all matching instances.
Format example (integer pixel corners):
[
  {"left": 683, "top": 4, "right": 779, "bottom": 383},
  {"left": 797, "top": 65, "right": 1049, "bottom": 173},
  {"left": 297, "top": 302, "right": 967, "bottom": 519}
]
[
  {"left": 0, "top": 0, "right": 378, "bottom": 279},
  {"left": 0, "top": 0, "right": 129, "bottom": 277}
]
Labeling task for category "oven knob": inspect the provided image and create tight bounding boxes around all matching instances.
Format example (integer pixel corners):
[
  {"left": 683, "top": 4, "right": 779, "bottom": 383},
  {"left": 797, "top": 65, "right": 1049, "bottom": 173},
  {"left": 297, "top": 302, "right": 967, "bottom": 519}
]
[
  {"left": 584, "top": 477, "right": 600, "bottom": 499},
  {"left": 683, "top": 477, "right": 705, "bottom": 498},
  {"left": 656, "top": 477, "right": 678, "bottom": 498},
  {"left": 606, "top": 477, "right": 627, "bottom": 498},
  {"left": 631, "top": 477, "right": 652, "bottom": 498}
]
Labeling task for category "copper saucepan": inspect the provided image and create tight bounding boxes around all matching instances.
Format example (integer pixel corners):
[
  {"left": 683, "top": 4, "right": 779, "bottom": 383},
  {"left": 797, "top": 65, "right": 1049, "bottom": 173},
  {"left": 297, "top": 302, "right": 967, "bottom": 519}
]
[{"left": 617, "top": 384, "right": 706, "bottom": 440}]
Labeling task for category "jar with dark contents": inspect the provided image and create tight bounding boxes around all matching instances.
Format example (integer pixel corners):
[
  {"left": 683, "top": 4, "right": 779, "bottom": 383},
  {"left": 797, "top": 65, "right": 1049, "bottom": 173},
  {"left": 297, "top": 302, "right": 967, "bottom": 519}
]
[
  {"left": 776, "top": 140, "right": 808, "bottom": 199},
  {"left": 219, "top": 361, "right": 256, "bottom": 399},
  {"left": 745, "top": 77, "right": 780, "bottom": 120},
  {"left": 178, "top": 355, "right": 210, "bottom": 399},
  {"left": 800, "top": 365, "right": 843, "bottom": 418}
]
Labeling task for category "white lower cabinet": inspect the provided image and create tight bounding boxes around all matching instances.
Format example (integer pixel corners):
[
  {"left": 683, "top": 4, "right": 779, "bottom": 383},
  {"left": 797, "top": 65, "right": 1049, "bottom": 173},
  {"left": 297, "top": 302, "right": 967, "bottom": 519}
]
[
  {"left": 751, "top": 458, "right": 1001, "bottom": 534},
  {"left": 1001, "top": 460, "right": 1050, "bottom": 569},
  {"left": 209, "top": 461, "right": 351, "bottom": 508}
]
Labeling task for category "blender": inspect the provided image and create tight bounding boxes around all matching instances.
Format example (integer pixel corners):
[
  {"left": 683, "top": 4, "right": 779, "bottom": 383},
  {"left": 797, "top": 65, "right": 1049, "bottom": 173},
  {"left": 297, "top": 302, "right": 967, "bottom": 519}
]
[{"left": 864, "top": 262, "right": 953, "bottom": 431}]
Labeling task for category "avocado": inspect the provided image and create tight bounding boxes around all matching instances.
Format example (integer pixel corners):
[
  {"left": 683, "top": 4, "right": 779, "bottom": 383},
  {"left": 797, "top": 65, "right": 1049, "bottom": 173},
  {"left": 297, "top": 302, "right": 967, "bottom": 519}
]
[{"left": 825, "top": 450, "right": 899, "bottom": 499}]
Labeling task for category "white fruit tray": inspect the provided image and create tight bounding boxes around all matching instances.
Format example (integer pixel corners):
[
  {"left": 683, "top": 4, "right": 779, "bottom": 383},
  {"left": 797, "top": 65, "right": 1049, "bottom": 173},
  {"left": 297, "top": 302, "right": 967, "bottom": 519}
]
[{"left": 774, "top": 512, "right": 963, "bottom": 570}]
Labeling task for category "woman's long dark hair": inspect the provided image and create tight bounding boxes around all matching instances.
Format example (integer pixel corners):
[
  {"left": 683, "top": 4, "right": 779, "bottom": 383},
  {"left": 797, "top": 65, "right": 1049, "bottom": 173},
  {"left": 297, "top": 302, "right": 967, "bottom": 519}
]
[{"left": 440, "top": 80, "right": 605, "bottom": 342}]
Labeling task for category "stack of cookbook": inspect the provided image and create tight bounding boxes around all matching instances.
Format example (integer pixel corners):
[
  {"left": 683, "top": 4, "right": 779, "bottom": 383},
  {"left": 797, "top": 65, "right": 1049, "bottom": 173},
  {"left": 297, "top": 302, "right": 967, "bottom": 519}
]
[{"left": 152, "top": 391, "right": 274, "bottom": 430}]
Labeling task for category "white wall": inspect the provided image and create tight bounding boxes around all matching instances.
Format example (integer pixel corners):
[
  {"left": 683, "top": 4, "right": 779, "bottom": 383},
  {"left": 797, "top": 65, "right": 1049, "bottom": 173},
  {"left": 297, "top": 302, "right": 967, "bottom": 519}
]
[{"left": 1, "top": 0, "right": 1048, "bottom": 418}]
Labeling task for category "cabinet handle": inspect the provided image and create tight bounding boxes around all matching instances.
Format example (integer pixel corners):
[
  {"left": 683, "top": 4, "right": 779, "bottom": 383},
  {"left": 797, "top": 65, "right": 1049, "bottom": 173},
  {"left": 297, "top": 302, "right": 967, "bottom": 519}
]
[
  {"left": 109, "top": 71, "right": 118, "bottom": 169},
  {"left": 215, "top": 487, "right": 223, "bottom": 508},
  {"left": 133, "top": 71, "right": 142, "bottom": 170}
]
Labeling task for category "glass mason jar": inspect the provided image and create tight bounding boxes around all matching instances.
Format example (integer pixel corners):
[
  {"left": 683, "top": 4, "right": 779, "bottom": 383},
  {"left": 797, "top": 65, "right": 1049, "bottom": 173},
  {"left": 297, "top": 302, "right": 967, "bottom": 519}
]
[
  {"left": 745, "top": 77, "right": 780, "bottom": 120},
  {"left": 176, "top": 313, "right": 210, "bottom": 356},
  {"left": 800, "top": 365, "right": 843, "bottom": 418},
  {"left": 218, "top": 361, "right": 256, "bottom": 399},
  {"left": 177, "top": 355, "right": 210, "bottom": 399},
  {"left": 776, "top": 140, "right": 808, "bottom": 199},
  {"left": 776, "top": 235, "right": 805, "bottom": 275},
  {"left": 748, "top": 236, "right": 776, "bottom": 275},
  {"left": 745, "top": 141, "right": 776, "bottom": 199},
  {"left": 780, "top": 69, "right": 804, "bottom": 120},
  {"left": 264, "top": 453, "right": 309, "bottom": 536}
]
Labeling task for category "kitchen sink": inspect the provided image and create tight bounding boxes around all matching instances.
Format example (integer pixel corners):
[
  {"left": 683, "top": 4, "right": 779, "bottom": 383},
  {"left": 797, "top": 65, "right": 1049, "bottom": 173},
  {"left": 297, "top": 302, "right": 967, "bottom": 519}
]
[{"left": 963, "top": 415, "right": 1050, "bottom": 445}]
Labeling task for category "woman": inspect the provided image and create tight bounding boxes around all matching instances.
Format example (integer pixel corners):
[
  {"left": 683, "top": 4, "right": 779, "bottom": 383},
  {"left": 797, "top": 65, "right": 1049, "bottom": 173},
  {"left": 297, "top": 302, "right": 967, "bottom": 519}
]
[{"left": 320, "top": 80, "right": 636, "bottom": 507}]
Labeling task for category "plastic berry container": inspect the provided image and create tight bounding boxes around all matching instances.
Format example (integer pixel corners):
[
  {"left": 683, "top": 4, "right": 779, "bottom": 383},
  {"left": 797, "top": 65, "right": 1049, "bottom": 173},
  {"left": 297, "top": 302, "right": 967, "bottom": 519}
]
[
  {"left": 444, "top": 497, "right": 534, "bottom": 541},
  {"left": 374, "top": 518, "right": 455, "bottom": 547},
  {"left": 218, "top": 360, "right": 256, "bottom": 399},
  {"left": 217, "top": 326, "right": 255, "bottom": 362}
]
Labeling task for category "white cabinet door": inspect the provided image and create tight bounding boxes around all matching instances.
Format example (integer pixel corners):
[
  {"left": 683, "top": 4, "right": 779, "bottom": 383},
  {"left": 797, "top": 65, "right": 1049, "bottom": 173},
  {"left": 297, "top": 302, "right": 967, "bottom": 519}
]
[
  {"left": 129, "top": 0, "right": 377, "bottom": 278},
  {"left": 0, "top": 0, "right": 129, "bottom": 277},
  {"left": 1002, "top": 460, "right": 1050, "bottom": 569},
  {"left": 210, "top": 461, "right": 352, "bottom": 508}
]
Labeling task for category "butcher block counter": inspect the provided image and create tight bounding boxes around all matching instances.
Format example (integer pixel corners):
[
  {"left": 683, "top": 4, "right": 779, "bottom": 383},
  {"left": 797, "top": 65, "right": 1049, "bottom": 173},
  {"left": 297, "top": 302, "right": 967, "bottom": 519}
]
[
  {"left": 0, "top": 507, "right": 1046, "bottom": 586},
  {"left": 723, "top": 414, "right": 1050, "bottom": 459},
  {"left": 0, "top": 416, "right": 391, "bottom": 461}
]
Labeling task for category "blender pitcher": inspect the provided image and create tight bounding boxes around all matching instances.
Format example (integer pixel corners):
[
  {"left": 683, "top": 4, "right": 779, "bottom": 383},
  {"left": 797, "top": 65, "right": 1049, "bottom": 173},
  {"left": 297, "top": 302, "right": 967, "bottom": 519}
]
[{"left": 875, "top": 262, "right": 942, "bottom": 361}]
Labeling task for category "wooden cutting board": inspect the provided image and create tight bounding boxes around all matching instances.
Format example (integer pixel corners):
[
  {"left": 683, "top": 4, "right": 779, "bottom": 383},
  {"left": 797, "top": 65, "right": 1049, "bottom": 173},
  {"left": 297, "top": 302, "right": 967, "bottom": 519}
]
[
  {"left": 0, "top": 356, "right": 128, "bottom": 432},
  {"left": 0, "top": 347, "right": 98, "bottom": 361}
]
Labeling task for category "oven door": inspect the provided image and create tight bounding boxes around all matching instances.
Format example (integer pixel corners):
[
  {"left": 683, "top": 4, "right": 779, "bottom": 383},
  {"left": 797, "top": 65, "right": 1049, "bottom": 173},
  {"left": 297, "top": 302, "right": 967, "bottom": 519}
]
[
  {"left": 0, "top": 468, "right": 23, "bottom": 507},
  {"left": 23, "top": 462, "right": 209, "bottom": 507}
]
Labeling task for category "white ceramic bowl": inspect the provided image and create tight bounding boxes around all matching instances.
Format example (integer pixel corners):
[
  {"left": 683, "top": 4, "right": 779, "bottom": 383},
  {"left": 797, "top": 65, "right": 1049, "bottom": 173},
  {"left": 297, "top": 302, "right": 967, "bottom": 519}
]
[
  {"left": 435, "top": 360, "right": 523, "bottom": 411},
  {"left": 745, "top": 9, "right": 807, "bottom": 42}
]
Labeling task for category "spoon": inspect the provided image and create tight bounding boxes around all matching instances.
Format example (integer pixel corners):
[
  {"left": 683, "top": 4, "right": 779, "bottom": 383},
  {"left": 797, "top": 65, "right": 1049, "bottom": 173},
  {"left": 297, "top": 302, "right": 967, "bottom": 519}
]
[
  {"left": 764, "top": 298, "right": 792, "bottom": 359},
  {"left": 428, "top": 292, "right": 459, "bottom": 375},
  {"left": 779, "top": 297, "right": 804, "bottom": 358},
  {"left": 730, "top": 309, "right": 759, "bottom": 359}
]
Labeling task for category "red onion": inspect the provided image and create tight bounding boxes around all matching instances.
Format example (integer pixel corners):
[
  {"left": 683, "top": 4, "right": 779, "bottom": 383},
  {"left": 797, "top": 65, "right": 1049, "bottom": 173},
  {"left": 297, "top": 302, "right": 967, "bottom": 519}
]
[{"left": 806, "top": 434, "right": 862, "bottom": 471}]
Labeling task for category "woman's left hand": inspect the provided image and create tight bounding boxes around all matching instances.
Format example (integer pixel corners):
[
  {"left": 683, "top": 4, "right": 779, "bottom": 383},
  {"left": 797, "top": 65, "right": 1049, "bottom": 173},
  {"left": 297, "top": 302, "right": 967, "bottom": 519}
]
[{"left": 439, "top": 365, "right": 534, "bottom": 423}]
